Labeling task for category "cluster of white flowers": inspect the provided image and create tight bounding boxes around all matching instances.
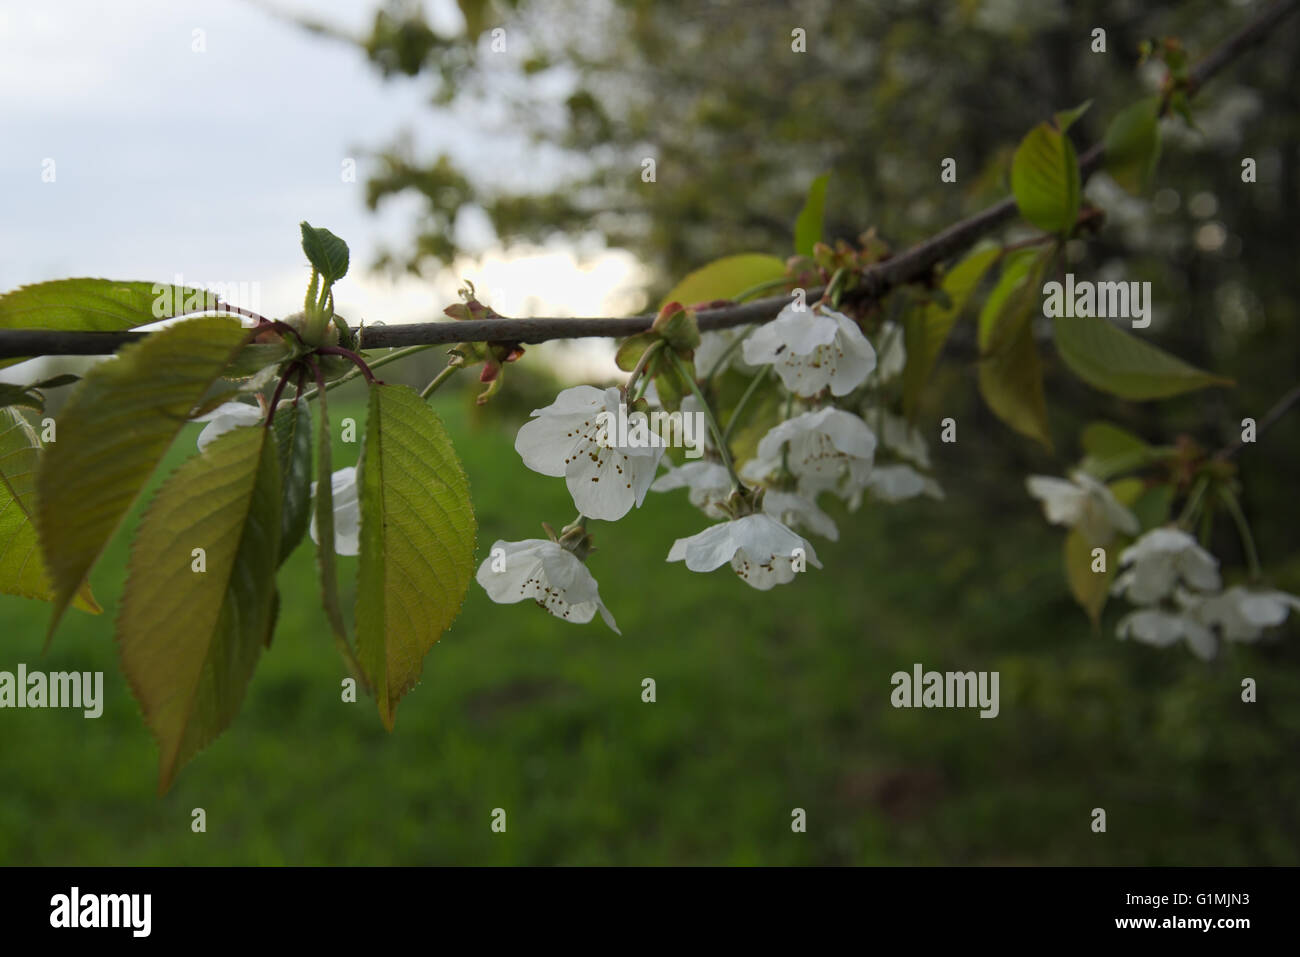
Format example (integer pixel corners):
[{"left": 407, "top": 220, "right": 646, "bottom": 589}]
[
  {"left": 1112, "top": 528, "right": 1299, "bottom": 659},
  {"left": 477, "top": 300, "right": 946, "bottom": 631}
]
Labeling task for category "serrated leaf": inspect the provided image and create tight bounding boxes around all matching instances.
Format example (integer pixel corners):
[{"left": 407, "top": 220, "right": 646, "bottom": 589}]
[
  {"left": 794, "top": 173, "right": 829, "bottom": 257},
  {"left": 36, "top": 316, "right": 248, "bottom": 638},
  {"left": 978, "top": 317, "right": 1052, "bottom": 449},
  {"left": 977, "top": 249, "right": 1050, "bottom": 358},
  {"left": 273, "top": 401, "right": 313, "bottom": 564},
  {"left": 660, "top": 253, "right": 788, "bottom": 310},
  {"left": 356, "top": 384, "right": 476, "bottom": 730},
  {"left": 0, "top": 409, "right": 99, "bottom": 613},
  {"left": 117, "top": 424, "right": 281, "bottom": 793},
  {"left": 1011, "top": 122, "right": 1081, "bottom": 234},
  {"left": 902, "top": 243, "right": 1000, "bottom": 417},
  {"left": 0, "top": 279, "right": 224, "bottom": 369},
  {"left": 300, "top": 222, "right": 350, "bottom": 284},
  {"left": 1104, "top": 98, "right": 1162, "bottom": 194},
  {"left": 1053, "top": 316, "right": 1232, "bottom": 399}
]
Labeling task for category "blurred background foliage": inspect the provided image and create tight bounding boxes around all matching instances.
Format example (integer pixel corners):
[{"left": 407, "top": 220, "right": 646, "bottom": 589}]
[{"left": 4, "top": 0, "right": 1298, "bottom": 864}]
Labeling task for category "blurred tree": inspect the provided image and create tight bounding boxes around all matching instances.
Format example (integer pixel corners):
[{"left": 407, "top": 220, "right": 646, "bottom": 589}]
[{"left": 335, "top": 0, "right": 1299, "bottom": 563}]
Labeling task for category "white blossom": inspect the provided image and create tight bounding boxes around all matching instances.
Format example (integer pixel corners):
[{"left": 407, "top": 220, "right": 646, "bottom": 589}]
[
  {"left": 667, "top": 513, "right": 821, "bottom": 590},
  {"left": 514, "top": 385, "right": 665, "bottom": 521},
  {"left": 744, "top": 407, "right": 877, "bottom": 498},
  {"left": 1116, "top": 608, "right": 1217, "bottom": 660},
  {"left": 1112, "top": 527, "right": 1221, "bottom": 604},
  {"left": 1025, "top": 471, "right": 1139, "bottom": 545},
  {"left": 1181, "top": 585, "right": 1300, "bottom": 644},
  {"left": 309, "top": 466, "right": 361, "bottom": 557},
  {"left": 741, "top": 302, "right": 876, "bottom": 397},
  {"left": 863, "top": 464, "right": 944, "bottom": 503},
  {"left": 694, "top": 326, "right": 757, "bottom": 378},
  {"left": 476, "top": 538, "right": 620, "bottom": 633},
  {"left": 651, "top": 460, "right": 733, "bottom": 518},
  {"left": 873, "top": 320, "right": 906, "bottom": 383},
  {"left": 761, "top": 490, "right": 839, "bottom": 541},
  {"left": 877, "top": 410, "right": 931, "bottom": 468},
  {"left": 195, "top": 401, "right": 262, "bottom": 451}
]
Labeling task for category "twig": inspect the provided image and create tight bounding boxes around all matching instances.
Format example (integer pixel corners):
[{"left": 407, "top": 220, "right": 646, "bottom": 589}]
[{"left": 0, "top": 0, "right": 1293, "bottom": 361}]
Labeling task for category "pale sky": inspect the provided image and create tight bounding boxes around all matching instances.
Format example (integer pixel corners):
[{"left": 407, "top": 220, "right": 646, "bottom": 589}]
[{"left": 0, "top": 0, "right": 642, "bottom": 380}]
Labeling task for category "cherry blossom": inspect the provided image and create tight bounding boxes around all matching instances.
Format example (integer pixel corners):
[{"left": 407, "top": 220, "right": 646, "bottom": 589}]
[{"left": 476, "top": 538, "right": 619, "bottom": 632}]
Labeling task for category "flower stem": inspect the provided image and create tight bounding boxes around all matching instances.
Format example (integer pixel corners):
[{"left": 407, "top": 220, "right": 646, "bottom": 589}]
[
  {"left": 1218, "top": 485, "right": 1262, "bottom": 581},
  {"left": 298, "top": 345, "right": 435, "bottom": 403},
  {"left": 625, "top": 339, "right": 665, "bottom": 398},
  {"left": 721, "top": 365, "right": 771, "bottom": 446},
  {"left": 420, "top": 362, "right": 460, "bottom": 400},
  {"left": 667, "top": 349, "right": 743, "bottom": 490}
]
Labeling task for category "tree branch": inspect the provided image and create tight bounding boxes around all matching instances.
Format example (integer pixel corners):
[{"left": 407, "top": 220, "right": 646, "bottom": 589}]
[{"left": 0, "top": 0, "right": 1293, "bottom": 362}]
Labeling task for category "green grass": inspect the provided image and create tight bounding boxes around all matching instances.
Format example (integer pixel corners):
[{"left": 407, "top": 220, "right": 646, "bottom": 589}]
[{"left": 2, "top": 382, "right": 1298, "bottom": 864}]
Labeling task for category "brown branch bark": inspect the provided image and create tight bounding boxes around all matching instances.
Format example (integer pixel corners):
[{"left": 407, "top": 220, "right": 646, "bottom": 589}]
[{"left": 0, "top": 0, "right": 1293, "bottom": 362}]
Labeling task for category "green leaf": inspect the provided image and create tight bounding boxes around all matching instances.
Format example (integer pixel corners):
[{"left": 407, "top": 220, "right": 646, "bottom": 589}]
[
  {"left": 978, "top": 317, "right": 1052, "bottom": 449},
  {"left": 1011, "top": 121, "right": 1081, "bottom": 234},
  {"left": 902, "top": 243, "right": 1000, "bottom": 417},
  {"left": 1081, "top": 421, "right": 1149, "bottom": 459},
  {"left": 36, "top": 316, "right": 248, "bottom": 638},
  {"left": 614, "top": 332, "right": 659, "bottom": 373},
  {"left": 0, "top": 409, "right": 99, "bottom": 613},
  {"left": 793, "top": 173, "right": 830, "bottom": 257},
  {"left": 1053, "top": 316, "right": 1232, "bottom": 399},
  {"left": 1078, "top": 421, "right": 1158, "bottom": 478},
  {"left": 0, "top": 278, "right": 226, "bottom": 369},
  {"left": 1054, "top": 100, "right": 1093, "bottom": 133},
  {"left": 659, "top": 253, "right": 788, "bottom": 310},
  {"left": 300, "top": 222, "right": 350, "bottom": 284},
  {"left": 1064, "top": 528, "right": 1114, "bottom": 627},
  {"left": 1131, "top": 482, "right": 1176, "bottom": 531},
  {"left": 977, "top": 249, "right": 1050, "bottom": 357},
  {"left": 0, "top": 384, "right": 45, "bottom": 413},
  {"left": 273, "top": 401, "right": 313, "bottom": 564},
  {"left": 117, "top": 424, "right": 281, "bottom": 793},
  {"left": 356, "top": 384, "right": 476, "bottom": 730},
  {"left": 1103, "top": 97, "right": 1161, "bottom": 194}
]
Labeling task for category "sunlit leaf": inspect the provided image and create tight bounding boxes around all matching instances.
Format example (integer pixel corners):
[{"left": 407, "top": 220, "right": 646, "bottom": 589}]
[
  {"left": 659, "top": 253, "right": 788, "bottom": 310},
  {"left": 0, "top": 409, "right": 99, "bottom": 613},
  {"left": 356, "top": 384, "right": 476, "bottom": 730},
  {"left": 793, "top": 173, "right": 830, "bottom": 256},
  {"left": 117, "top": 424, "right": 281, "bottom": 793},
  {"left": 1011, "top": 122, "right": 1081, "bottom": 234},
  {"left": 36, "top": 316, "right": 248, "bottom": 638}
]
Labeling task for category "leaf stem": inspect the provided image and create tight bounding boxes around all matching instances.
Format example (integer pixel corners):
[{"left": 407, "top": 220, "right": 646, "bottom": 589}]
[{"left": 311, "top": 358, "right": 367, "bottom": 687}]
